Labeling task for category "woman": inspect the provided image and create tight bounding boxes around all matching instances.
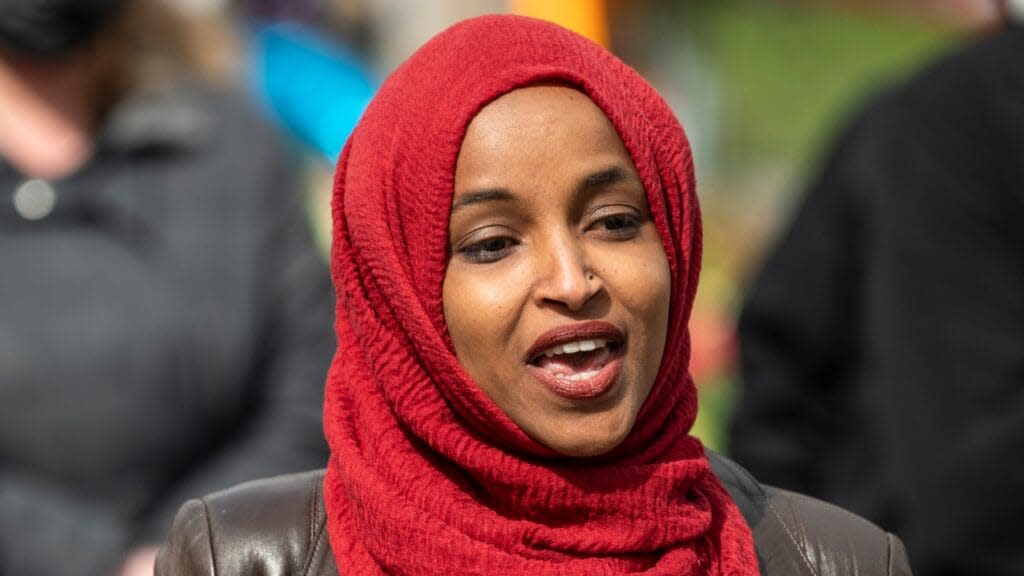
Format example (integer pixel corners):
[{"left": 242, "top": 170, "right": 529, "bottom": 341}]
[
  {"left": 0, "top": 2, "right": 332, "bottom": 575},
  {"left": 156, "top": 15, "right": 911, "bottom": 575}
]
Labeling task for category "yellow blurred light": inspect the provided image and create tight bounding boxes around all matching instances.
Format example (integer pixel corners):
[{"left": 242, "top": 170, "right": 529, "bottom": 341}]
[{"left": 509, "top": 0, "right": 609, "bottom": 47}]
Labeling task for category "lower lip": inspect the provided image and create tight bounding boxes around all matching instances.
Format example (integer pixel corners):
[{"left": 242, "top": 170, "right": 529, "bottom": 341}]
[{"left": 526, "top": 355, "right": 624, "bottom": 400}]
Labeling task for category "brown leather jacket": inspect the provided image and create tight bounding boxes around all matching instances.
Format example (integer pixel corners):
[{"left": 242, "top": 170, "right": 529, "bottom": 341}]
[{"left": 155, "top": 452, "right": 912, "bottom": 575}]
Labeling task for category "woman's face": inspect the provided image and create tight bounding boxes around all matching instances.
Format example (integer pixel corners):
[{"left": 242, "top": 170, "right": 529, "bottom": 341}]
[{"left": 442, "top": 86, "right": 672, "bottom": 457}]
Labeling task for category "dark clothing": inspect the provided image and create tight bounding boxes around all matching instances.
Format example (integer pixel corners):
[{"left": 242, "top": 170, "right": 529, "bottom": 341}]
[
  {"left": 153, "top": 452, "right": 912, "bottom": 576},
  {"left": 730, "top": 26, "right": 1024, "bottom": 576},
  {"left": 0, "top": 82, "right": 334, "bottom": 575}
]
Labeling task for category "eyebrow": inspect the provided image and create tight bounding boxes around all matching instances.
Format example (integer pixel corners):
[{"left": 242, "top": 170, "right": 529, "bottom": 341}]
[
  {"left": 450, "top": 188, "right": 515, "bottom": 213},
  {"left": 578, "top": 166, "right": 633, "bottom": 193}
]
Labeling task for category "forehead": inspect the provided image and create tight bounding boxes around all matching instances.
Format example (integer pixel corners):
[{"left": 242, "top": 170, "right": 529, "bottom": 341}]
[
  {"left": 455, "top": 85, "right": 634, "bottom": 190},
  {"left": 467, "top": 84, "right": 611, "bottom": 131}
]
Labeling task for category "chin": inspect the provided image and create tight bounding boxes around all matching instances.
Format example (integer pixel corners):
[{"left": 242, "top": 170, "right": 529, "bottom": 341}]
[
  {"left": 555, "top": 439, "right": 624, "bottom": 458},
  {"left": 541, "top": 412, "right": 635, "bottom": 458}
]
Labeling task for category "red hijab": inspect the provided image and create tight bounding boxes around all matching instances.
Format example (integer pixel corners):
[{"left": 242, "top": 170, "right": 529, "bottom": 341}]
[{"left": 324, "top": 15, "right": 758, "bottom": 575}]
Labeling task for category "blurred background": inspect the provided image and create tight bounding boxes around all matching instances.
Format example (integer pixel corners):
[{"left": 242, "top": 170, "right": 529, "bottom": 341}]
[{"left": 217, "top": 0, "right": 999, "bottom": 451}]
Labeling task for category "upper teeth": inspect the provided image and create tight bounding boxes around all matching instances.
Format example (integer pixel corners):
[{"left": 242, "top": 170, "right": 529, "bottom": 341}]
[{"left": 542, "top": 339, "right": 607, "bottom": 357}]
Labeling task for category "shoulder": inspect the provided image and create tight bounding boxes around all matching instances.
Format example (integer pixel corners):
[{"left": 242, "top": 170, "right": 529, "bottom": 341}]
[
  {"left": 707, "top": 450, "right": 912, "bottom": 576},
  {"left": 156, "top": 457, "right": 912, "bottom": 576},
  {"left": 101, "top": 79, "right": 277, "bottom": 153},
  {"left": 155, "top": 470, "right": 336, "bottom": 576}
]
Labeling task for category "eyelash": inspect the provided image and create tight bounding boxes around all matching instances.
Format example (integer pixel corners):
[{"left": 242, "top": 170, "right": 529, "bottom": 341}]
[
  {"left": 461, "top": 236, "right": 518, "bottom": 263},
  {"left": 594, "top": 213, "right": 641, "bottom": 237},
  {"left": 458, "top": 211, "right": 643, "bottom": 264}
]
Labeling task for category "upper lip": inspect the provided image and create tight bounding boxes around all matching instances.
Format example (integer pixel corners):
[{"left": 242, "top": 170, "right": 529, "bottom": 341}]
[{"left": 525, "top": 320, "right": 624, "bottom": 363}]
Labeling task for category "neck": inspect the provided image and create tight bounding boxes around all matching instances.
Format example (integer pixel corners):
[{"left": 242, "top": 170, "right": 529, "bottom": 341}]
[{"left": 0, "top": 49, "right": 102, "bottom": 179}]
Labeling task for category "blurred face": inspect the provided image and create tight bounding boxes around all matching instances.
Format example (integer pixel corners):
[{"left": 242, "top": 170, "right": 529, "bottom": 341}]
[{"left": 442, "top": 86, "right": 672, "bottom": 457}]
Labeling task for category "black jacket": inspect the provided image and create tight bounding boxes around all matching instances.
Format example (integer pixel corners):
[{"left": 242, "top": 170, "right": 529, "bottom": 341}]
[
  {"left": 0, "top": 83, "right": 333, "bottom": 575},
  {"left": 729, "top": 25, "right": 1024, "bottom": 576},
  {"left": 154, "top": 452, "right": 912, "bottom": 576}
]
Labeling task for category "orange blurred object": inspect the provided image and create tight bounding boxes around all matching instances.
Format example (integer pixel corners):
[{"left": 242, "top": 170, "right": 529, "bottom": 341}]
[{"left": 509, "top": 0, "right": 609, "bottom": 47}]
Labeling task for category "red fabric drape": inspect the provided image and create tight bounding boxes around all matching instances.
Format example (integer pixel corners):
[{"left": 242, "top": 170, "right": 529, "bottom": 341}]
[{"left": 323, "top": 14, "right": 758, "bottom": 575}]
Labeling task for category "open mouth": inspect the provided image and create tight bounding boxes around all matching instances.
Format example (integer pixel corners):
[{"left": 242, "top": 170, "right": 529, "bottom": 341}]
[{"left": 525, "top": 322, "right": 625, "bottom": 400}]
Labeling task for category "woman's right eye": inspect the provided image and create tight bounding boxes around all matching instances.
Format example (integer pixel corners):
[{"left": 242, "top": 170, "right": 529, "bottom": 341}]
[{"left": 460, "top": 236, "right": 517, "bottom": 263}]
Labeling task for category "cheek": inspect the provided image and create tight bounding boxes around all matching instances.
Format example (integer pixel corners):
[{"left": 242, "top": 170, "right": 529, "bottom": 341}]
[
  {"left": 601, "top": 244, "right": 672, "bottom": 358},
  {"left": 604, "top": 249, "right": 671, "bottom": 311},
  {"left": 646, "top": 259, "right": 673, "bottom": 360},
  {"left": 646, "top": 253, "right": 673, "bottom": 319},
  {"left": 441, "top": 263, "right": 526, "bottom": 369}
]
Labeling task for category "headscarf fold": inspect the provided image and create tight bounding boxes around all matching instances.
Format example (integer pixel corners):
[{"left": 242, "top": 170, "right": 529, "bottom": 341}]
[{"left": 324, "top": 14, "right": 758, "bottom": 575}]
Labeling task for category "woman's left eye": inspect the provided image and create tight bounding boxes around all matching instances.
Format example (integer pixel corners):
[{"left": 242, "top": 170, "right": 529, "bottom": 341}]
[
  {"left": 601, "top": 214, "right": 639, "bottom": 230},
  {"left": 591, "top": 212, "right": 641, "bottom": 238}
]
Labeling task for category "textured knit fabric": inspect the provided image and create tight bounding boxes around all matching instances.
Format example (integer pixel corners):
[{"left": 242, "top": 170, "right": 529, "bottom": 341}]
[{"left": 322, "top": 15, "right": 758, "bottom": 575}]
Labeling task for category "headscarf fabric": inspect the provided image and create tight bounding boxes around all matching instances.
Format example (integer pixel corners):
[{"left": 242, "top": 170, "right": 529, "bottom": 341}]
[{"left": 323, "top": 14, "right": 758, "bottom": 575}]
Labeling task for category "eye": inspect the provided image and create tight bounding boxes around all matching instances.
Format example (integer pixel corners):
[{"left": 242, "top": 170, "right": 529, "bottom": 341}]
[
  {"left": 589, "top": 211, "right": 642, "bottom": 239},
  {"left": 600, "top": 213, "right": 640, "bottom": 232},
  {"left": 460, "top": 235, "right": 518, "bottom": 263}
]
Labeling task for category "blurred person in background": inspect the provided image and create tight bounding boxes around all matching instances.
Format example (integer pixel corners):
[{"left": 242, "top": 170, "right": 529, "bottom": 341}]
[
  {"left": 729, "top": 6, "right": 1023, "bottom": 575},
  {"left": 0, "top": 1, "right": 334, "bottom": 575}
]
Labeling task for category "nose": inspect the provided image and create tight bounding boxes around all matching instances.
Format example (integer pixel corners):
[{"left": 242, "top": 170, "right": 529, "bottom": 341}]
[{"left": 532, "top": 233, "right": 602, "bottom": 312}]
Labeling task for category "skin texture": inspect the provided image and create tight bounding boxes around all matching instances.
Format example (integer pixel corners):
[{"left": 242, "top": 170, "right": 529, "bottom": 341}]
[{"left": 442, "top": 86, "right": 672, "bottom": 457}]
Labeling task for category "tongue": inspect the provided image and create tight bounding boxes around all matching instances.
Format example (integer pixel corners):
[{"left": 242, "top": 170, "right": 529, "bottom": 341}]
[{"left": 534, "top": 347, "right": 612, "bottom": 375}]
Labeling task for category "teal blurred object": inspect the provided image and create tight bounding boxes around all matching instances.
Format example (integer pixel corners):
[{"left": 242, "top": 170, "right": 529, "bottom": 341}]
[{"left": 248, "top": 22, "right": 377, "bottom": 162}]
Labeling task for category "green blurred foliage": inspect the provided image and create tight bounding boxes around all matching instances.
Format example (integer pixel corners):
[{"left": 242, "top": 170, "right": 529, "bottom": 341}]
[
  {"left": 661, "top": 0, "right": 965, "bottom": 453},
  {"left": 695, "top": 0, "right": 957, "bottom": 178}
]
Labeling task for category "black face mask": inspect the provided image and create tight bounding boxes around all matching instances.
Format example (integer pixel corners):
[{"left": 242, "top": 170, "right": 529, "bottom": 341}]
[{"left": 0, "top": 0, "right": 126, "bottom": 58}]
